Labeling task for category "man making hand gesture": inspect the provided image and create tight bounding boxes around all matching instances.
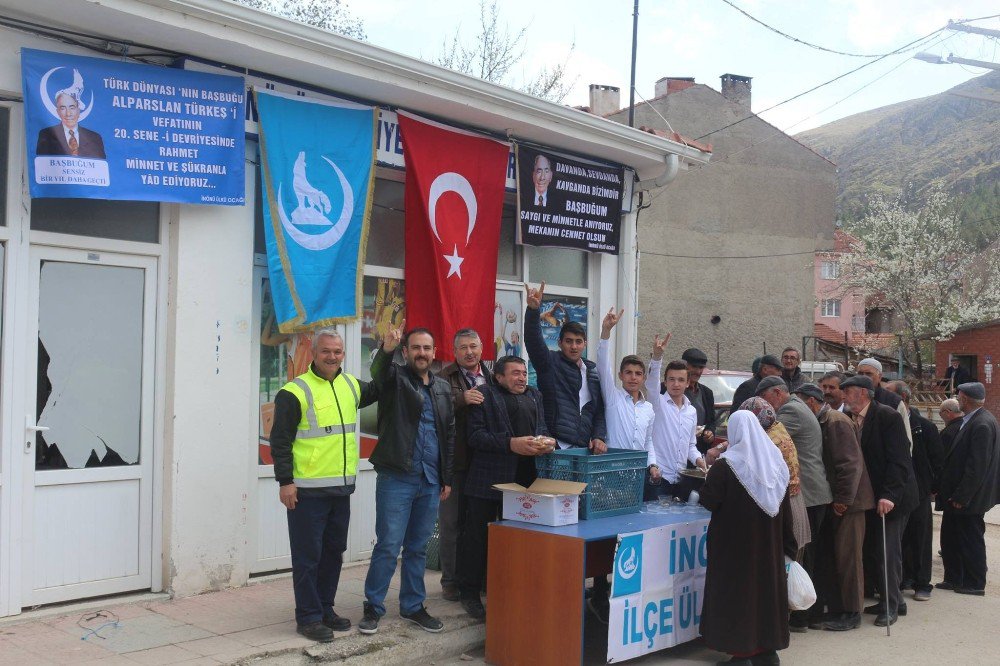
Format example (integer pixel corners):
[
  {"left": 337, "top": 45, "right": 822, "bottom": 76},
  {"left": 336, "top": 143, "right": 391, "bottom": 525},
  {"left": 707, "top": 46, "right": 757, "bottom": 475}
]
[
  {"left": 523, "top": 281, "right": 607, "bottom": 454},
  {"left": 645, "top": 332, "right": 706, "bottom": 501}
]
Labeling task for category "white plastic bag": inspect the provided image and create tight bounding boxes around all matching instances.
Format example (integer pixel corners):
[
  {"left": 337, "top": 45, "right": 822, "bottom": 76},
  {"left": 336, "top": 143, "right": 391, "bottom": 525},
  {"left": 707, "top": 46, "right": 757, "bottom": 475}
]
[{"left": 785, "top": 555, "right": 817, "bottom": 611}]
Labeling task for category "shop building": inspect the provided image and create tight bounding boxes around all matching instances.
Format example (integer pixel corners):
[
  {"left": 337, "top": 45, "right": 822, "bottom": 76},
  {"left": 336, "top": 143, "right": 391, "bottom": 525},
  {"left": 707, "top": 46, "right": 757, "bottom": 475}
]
[{"left": 0, "top": 0, "right": 709, "bottom": 616}]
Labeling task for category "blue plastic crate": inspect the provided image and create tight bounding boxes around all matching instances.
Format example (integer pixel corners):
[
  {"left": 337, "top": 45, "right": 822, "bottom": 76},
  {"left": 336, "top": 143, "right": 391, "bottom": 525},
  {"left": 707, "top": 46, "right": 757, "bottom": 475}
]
[{"left": 536, "top": 447, "right": 647, "bottom": 519}]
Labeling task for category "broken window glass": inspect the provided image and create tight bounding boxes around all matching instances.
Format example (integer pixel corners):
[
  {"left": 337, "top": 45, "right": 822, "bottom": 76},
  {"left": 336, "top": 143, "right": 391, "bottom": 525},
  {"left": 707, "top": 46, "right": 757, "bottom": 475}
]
[{"left": 36, "top": 261, "right": 144, "bottom": 470}]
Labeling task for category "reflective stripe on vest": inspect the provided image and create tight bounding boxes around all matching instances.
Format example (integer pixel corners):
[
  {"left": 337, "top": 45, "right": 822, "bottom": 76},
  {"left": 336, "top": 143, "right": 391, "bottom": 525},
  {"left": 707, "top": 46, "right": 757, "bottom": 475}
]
[
  {"left": 283, "top": 370, "right": 361, "bottom": 486},
  {"left": 294, "top": 475, "right": 357, "bottom": 487}
]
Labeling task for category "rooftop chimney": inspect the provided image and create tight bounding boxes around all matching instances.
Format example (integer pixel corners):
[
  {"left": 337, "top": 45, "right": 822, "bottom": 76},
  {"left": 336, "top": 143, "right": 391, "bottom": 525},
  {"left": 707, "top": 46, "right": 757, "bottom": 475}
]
[
  {"left": 720, "top": 74, "right": 752, "bottom": 111},
  {"left": 588, "top": 84, "right": 620, "bottom": 116},
  {"left": 654, "top": 76, "right": 695, "bottom": 98}
]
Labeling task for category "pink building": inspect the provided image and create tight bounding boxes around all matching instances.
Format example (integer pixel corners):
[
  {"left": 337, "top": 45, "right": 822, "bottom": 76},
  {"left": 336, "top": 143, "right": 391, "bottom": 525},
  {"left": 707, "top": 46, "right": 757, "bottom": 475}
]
[{"left": 814, "top": 229, "right": 865, "bottom": 337}]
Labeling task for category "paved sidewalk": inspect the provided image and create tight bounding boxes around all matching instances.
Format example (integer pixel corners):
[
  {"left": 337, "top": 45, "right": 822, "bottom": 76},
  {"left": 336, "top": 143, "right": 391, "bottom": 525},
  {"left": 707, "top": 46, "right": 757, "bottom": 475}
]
[{"left": 0, "top": 563, "right": 472, "bottom": 665}]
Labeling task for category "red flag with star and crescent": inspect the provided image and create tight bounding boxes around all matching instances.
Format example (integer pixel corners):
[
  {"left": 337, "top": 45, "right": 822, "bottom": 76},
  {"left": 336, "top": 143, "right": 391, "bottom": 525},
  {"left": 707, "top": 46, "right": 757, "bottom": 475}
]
[{"left": 398, "top": 112, "right": 510, "bottom": 362}]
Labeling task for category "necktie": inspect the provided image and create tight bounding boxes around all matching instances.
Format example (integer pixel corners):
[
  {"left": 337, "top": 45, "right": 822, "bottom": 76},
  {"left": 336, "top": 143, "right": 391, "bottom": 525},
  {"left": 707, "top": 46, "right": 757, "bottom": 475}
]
[{"left": 68, "top": 130, "right": 79, "bottom": 156}]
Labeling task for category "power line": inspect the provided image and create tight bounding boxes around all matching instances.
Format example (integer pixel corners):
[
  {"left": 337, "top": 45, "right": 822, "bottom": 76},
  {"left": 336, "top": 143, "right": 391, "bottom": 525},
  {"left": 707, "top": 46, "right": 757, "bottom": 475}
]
[
  {"left": 719, "top": 0, "right": 902, "bottom": 58},
  {"left": 693, "top": 27, "right": 945, "bottom": 141}
]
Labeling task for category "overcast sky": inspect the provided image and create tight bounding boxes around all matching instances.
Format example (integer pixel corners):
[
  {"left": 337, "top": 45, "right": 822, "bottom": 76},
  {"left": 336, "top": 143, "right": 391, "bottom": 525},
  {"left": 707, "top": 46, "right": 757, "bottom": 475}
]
[{"left": 353, "top": 0, "right": 999, "bottom": 134}]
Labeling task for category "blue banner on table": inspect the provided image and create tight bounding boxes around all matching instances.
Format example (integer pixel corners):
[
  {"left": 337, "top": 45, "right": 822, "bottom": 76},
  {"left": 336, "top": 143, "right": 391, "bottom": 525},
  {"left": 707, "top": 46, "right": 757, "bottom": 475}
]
[
  {"left": 515, "top": 143, "right": 624, "bottom": 255},
  {"left": 21, "top": 48, "right": 245, "bottom": 205},
  {"left": 256, "top": 90, "right": 377, "bottom": 332},
  {"left": 608, "top": 519, "right": 708, "bottom": 662}
]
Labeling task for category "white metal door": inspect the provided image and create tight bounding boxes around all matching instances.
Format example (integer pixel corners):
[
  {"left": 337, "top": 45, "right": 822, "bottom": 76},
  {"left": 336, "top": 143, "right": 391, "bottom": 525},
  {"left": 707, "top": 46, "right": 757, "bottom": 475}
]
[{"left": 21, "top": 246, "right": 156, "bottom": 606}]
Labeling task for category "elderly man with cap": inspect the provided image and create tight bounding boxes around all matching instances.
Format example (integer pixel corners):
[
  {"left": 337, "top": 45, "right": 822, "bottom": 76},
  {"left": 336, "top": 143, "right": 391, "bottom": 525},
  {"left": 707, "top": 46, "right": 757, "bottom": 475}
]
[
  {"left": 731, "top": 354, "right": 784, "bottom": 418},
  {"left": 856, "top": 358, "right": 912, "bottom": 444},
  {"left": 682, "top": 347, "right": 717, "bottom": 452},
  {"left": 757, "top": 375, "right": 832, "bottom": 631},
  {"left": 938, "top": 398, "right": 964, "bottom": 456},
  {"left": 889, "top": 381, "right": 945, "bottom": 602},
  {"left": 935, "top": 382, "right": 1000, "bottom": 596},
  {"left": 840, "top": 374, "right": 918, "bottom": 627},
  {"left": 793, "top": 382, "right": 873, "bottom": 630}
]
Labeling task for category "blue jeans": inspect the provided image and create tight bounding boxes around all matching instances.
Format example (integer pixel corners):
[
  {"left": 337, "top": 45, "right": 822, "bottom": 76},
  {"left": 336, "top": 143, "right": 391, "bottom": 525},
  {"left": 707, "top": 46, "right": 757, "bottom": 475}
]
[{"left": 364, "top": 472, "right": 441, "bottom": 616}]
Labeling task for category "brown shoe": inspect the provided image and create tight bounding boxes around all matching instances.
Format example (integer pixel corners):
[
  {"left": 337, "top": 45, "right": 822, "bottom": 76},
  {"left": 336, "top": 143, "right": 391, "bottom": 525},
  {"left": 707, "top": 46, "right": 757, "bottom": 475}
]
[{"left": 441, "top": 584, "right": 461, "bottom": 601}]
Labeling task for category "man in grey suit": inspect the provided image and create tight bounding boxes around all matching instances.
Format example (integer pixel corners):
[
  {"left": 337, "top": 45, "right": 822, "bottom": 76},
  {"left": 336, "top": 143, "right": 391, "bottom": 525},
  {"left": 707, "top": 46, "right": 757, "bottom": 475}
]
[{"left": 758, "top": 375, "right": 832, "bottom": 631}]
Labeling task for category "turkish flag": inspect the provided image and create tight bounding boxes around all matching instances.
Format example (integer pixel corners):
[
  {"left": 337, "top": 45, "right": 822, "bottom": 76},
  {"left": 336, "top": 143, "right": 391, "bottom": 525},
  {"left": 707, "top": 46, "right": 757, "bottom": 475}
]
[{"left": 398, "top": 112, "right": 509, "bottom": 362}]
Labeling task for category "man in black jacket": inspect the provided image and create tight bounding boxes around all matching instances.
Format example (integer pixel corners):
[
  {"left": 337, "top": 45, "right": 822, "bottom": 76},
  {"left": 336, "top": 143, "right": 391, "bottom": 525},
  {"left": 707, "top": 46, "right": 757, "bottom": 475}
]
[
  {"left": 889, "top": 382, "right": 945, "bottom": 601},
  {"left": 943, "top": 359, "right": 971, "bottom": 396},
  {"left": 456, "top": 356, "right": 553, "bottom": 619},
  {"left": 682, "top": 347, "right": 717, "bottom": 453},
  {"left": 523, "top": 282, "right": 606, "bottom": 453},
  {"left": 730, "top": 355, "right": 783, "bottom": 412},
  {"left": 938, "top": 398, "right": 964, "bottom": 455},
  {"left": 361, "top": 323, "right": 455, "bottom": 636},
  {"left": 842, "top": 375, "right": 918, "bottom": 627},
  {"left": 437, "top": 328, "right": 493, "bottom": 601},
  {"left": 936, "top": 382, "right": 1000, "bottom": 595}
]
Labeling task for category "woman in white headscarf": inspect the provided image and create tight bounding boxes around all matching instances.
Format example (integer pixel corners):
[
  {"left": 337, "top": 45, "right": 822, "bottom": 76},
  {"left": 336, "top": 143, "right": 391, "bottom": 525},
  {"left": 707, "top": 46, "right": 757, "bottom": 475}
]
[{"left": 699, "top": 410, "right": 798, "bottom": 666}]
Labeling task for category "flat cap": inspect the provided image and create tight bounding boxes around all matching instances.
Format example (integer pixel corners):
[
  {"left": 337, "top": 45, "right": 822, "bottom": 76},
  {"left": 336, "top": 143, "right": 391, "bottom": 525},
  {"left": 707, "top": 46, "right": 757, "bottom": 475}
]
[
  {"left": 841, "top": 375, "right": 874, "bottom": 391},
  {"left": 957, "top": 382, "right": 986, "bottom": 401},
  {"left": 760, "top": 354, "right": 783, "bottom": 370},
  {"left": 756, "top": 376, "right": 787, "bottom": 394},
  {"left": 682, "top": 347, "right": 709, "bottom": 366},
  {"left": 858, "top": 358, "right": 882, "bottom": 373},
  {"left": 793, "top": 383, "right": 824, "bottom": 402}
]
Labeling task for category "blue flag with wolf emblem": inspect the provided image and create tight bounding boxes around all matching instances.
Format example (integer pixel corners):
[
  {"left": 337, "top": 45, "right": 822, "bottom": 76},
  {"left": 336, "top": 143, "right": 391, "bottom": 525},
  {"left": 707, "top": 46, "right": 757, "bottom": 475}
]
[{"left": 256, "top": 90, "right": 376, "bottom": 332}]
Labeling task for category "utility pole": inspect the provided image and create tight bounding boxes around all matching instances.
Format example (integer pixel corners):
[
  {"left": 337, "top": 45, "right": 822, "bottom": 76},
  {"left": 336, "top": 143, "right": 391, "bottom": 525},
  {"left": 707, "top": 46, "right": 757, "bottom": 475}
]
[
  {"left": 628, "top": 0, "right": 638, "bottom": 128},
  {"left": 947, "top": 20, "right": 1000, "bottom": 39}
]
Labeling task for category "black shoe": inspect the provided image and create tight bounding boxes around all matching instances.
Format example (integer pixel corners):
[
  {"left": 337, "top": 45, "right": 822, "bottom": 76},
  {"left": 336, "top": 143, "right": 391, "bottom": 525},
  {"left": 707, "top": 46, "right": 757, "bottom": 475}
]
[
  {"left": 751, "top": 650, "right": 780, "bottom": 666},
  {"left": 808, "top": 616, "right": 825, "bottom": 630},
  {"left": 955, "top": 587, "right": 986, "bottom": 596},
  {"left": 401, "top": 606, "right": 444, "bottom": 633},
  {"left": 935, "top": 581, "right": 957, "bottom": 590},
  {"left": 788, "top": 624, "right": 808, "bottom": 633},
  {"left": 322, "top": 611, "right": 351, "bottom": 632},
  {"left": 587, "top": 596, "right": 610, "bottom": 625},
  {"left": 823, "top": 612, "right": 861, "bottom": 631},
  {"left": 864, "top": 602, "right": 906, "bottom": 616},
  {"left": 461, "top": 596, "right": 486, "bottom": 620},
  {"left": 358, "top": 603, "right": 380, "bottom": 635},
  {"left": 442, "top": 584, "right": 461, "bottom": 602},
  {"left": 874, "top": 611, "right": 898, "bottom": 627},
  {"left": 913, "top": 588, "right": 931, "bottom": 601},
  {"left": 296, "top": 621, "right": 334, "bottom": 642}
]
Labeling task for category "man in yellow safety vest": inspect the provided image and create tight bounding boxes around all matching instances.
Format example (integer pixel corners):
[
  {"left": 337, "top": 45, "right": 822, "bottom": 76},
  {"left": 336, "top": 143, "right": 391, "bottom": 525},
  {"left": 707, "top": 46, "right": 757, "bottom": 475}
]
[{"left": 270, "top": 328, "right": 379, "bottom": 642}]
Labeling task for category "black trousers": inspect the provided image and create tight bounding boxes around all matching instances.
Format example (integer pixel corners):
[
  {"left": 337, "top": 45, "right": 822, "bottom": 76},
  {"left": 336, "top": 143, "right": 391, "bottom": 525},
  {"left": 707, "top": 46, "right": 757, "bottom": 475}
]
[
  {"left": 791, "top": 504, "right": 828, "bottom": 624},
  {"left": 286, "top": 494, "right": 351, "bottom": 625},
  {"left": 456, "top": 495, "right": 502, "bottom": 599},
  {"left": 901, "top": 496, "right": 933, "bottom": 591},
  {"left": 863, "top": 508, "right": 909, "bottom": 611},
  {"left": 940, "top": 510, "right": 987, "bottom": 591}
]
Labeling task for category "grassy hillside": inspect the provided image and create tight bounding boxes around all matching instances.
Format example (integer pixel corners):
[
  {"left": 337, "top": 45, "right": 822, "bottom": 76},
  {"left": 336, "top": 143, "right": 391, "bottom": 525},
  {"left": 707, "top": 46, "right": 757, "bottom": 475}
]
[{"left": 797, "top": 71, "right": 1000, "bottom": 239}]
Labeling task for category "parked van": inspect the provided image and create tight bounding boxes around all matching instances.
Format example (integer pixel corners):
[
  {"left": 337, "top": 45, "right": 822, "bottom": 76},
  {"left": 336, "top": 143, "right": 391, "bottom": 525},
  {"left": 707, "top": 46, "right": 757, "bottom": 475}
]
[{"left": 800, "top": 361, "right": 844, "bottom": 380}]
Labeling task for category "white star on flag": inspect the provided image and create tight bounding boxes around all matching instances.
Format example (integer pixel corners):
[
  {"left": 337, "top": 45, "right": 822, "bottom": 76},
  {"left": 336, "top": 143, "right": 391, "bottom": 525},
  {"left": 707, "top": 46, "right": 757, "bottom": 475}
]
[{"left": 444, "top": 244, "right": 464, "bottom": 279}]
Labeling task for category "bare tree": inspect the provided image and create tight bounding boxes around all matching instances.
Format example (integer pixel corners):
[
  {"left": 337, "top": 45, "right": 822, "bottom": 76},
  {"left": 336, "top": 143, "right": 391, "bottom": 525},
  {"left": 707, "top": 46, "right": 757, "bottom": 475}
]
[
  {"left": 233, "top": 0, "right": 366, "bottom": 40},
  {"left": 436, "top": 0, "right": 576, "bottom": 103}
]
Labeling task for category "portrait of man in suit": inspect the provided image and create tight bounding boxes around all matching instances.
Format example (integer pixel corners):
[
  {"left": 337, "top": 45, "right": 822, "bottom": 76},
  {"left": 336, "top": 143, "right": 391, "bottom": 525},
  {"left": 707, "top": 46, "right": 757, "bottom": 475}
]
[
  {"left": 530, "top": 153, "right": 553, "bottom": 208},
  {"left": 36, "top": 90, "right": 106, "bottom": 159}
]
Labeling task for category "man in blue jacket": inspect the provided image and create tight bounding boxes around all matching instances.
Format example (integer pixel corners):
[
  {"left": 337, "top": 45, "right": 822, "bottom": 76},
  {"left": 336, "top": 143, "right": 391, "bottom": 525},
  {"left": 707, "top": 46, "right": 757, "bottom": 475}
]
[
  {"left": 524, "top": 281, "right": 608, "bottom": 620},
  {"left": 523, "top": 281, "right": 607, "bottom": 454}
]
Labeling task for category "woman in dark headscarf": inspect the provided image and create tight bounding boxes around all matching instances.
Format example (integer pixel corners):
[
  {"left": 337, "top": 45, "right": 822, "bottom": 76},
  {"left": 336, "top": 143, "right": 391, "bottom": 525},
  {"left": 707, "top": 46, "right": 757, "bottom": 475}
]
[{"left": 699, "top": 411, "right": 797, "bottom": 665}]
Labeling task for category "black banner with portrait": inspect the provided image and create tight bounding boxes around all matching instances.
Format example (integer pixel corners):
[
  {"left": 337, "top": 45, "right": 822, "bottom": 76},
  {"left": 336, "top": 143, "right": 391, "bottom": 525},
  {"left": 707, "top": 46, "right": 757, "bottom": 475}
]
[{"left": 515, "top": 144, "right": 625, "bottom": 255}]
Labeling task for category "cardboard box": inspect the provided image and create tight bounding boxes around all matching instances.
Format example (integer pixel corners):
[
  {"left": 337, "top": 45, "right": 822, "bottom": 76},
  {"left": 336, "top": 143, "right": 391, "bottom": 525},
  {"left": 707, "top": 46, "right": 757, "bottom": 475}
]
[{"left": 493, "top": 479, "right": 588, "bottom": 526}]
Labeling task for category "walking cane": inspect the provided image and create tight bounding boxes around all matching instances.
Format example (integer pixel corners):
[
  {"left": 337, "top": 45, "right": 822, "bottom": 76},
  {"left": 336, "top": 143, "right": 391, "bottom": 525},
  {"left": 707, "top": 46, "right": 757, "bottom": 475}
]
[{"left": 881, "top": 511, "right": 891, "bottom": 637}]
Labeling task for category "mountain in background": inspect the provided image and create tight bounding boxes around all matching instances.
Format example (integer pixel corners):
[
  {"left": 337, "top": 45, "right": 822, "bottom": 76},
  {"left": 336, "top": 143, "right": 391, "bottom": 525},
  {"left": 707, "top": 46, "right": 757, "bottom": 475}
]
[{"left": 797, "top": 70, "right": 1000, "bottom": 241}]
